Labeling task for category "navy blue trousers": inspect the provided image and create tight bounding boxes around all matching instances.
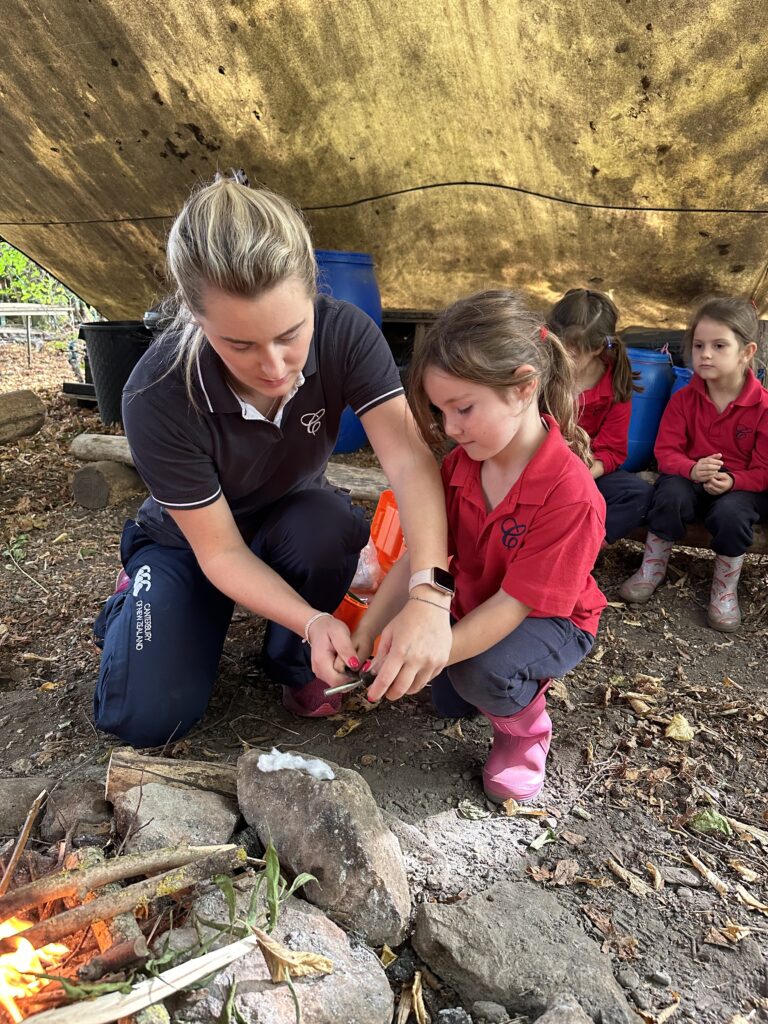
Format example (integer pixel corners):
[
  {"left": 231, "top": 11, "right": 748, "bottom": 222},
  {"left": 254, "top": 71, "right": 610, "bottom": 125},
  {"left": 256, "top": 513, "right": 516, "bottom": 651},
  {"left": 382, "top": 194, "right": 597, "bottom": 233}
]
[
  {"left": 647, "top": 474, "right": 768, "bottom": 556},
  {"left": 93, "top": 488, "right": 369, "bottom": 748},
  {"left": 431, "top": 616, "right": 594, "bottom": 718},
  {"left": 596, "top": 471, "right": 654, "bottom": 543}
]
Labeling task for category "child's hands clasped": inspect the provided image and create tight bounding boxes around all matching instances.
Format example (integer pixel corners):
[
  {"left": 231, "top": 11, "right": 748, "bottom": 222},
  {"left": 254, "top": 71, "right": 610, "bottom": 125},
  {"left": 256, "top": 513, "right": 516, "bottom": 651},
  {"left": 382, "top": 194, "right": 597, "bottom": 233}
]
[
  {"left": 703, "top": 471, "right": 734, "bottom": 496},
  {"left": 690, "top": 453, "right": 724, "bottom": 482}
]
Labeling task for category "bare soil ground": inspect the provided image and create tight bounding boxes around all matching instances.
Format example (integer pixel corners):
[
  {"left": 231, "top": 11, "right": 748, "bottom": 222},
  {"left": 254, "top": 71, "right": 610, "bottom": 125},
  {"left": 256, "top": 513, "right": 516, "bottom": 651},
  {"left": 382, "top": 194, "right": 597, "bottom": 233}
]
[{"left": 2, "top": 341, "right": 768, "bottom": 1023}]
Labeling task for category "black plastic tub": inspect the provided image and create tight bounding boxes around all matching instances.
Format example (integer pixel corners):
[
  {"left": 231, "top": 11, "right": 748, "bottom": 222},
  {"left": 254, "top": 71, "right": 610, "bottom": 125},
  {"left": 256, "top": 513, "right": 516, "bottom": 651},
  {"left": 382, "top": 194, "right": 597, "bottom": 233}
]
[{"left": 79, "top": 321, "right": 153, "bottom": 425}]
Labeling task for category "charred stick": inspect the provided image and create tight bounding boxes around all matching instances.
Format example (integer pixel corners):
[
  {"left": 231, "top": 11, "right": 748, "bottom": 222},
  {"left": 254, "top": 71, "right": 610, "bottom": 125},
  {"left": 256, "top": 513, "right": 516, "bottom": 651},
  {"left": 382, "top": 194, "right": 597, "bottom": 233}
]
[
  {"left": 0, "top": 843, "right": 236, "bottom": 920},
  {"left": 77, "top": 936, "right": 150, "bottom": 982}
]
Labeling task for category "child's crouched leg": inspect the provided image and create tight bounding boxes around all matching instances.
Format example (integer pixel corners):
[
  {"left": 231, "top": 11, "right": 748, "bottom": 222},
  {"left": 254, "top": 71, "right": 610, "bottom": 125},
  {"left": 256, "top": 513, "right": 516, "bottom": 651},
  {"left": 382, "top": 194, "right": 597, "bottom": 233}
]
[{"left": 447, "top": 618, "right": 594, "bottom": 803}]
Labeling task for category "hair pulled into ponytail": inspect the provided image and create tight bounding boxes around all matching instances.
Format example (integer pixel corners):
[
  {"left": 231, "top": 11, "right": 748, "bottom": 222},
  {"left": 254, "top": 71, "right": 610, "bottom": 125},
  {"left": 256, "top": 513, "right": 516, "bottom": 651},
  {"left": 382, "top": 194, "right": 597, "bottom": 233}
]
[
  {"left": 548, "top": 287, "right": 638, "bottom": 402},
  {"left": 154, "top": 174, "right": 317, "bottom": 403},
  {"left": 408, "top": 289, "right": 593, "bottom": 465}
]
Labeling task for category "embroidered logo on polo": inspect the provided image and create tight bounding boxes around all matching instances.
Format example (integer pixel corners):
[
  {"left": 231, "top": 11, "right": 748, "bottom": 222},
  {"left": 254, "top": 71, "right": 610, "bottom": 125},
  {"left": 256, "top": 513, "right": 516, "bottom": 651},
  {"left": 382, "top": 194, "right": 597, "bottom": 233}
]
[
  {"left": 735, "top": 424, "right": 753, "bottom": 440},
  {"left": 500, "top": 516, "right": 527, "bottom": 549},
  {"left": 132, "top": 565, "right": 152, "bottom": 596},
  {"left": 300, "top": 409, "right": 325, "bottom": 435}
]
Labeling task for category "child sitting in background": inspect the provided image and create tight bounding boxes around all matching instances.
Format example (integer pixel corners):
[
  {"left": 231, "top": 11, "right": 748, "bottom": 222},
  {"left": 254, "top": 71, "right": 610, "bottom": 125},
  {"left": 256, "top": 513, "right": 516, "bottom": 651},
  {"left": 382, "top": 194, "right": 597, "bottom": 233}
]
[
  {"left": 548, "top": 288, "right": 653, "bottom": 543},
  {"left": 619, "top": 296, "right": 768, "bottom": 631},
  {"left": 355, "top": 291, "right": 607, "bottom": 804}
]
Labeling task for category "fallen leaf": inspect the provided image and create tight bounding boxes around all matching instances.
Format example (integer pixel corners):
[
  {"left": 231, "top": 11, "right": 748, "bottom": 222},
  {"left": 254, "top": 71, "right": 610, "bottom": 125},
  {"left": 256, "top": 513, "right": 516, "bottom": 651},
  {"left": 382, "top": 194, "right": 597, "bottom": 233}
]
[
  {"left": 379, "top": 944, "right": 397, "bottom": 967},
  {"left": 549, "top": 679, "right": 574, "bottom": 709},
  {"left": 572, "top": 806, "right": 592, "bottom": 821},
  {"left": 727, "top": 817, "right": 768, "bottom": 849},
  {"left": 38, "top": 681, "right": 64, "bottom": 692},
  {"left": 728, "top": 859, "right": 760, "bottom": 883},
  {"left": 395, "top": 987, "right": 413, "bottom": 1024},
  {"left": 606, "top": 600, "right": 626, "bottom": 608},
  {"left": 645, "top": 862, "right": 664, "bottom": 892},
  {"left": 629, "top": 697, "right": 653, "bottom": 716},
  {"left": 52, "top": 532, "right": 69, "bottom": 544},
  {"left": 440, "top": 720, "right": 464, "bottom": 741},
  {"left": 606, "top": 858, "right": 655, "bottom": 897},
  {"left": 573, "top": 875, "right": 614, "bottom": 888},
  {"left": 634, "top": 673, "right": 664, "bottom": 693},
  {"left": 412, "top": 970, "right": 430, "bottom": 1024},
  {"left": 359, "top": 753, "right": 377, "bottom": 767},
  {"left": 705, "top": 920, "right": 752, "bottom": 947},
  {"left": 253, "top": 926, "right": 334, "bottom": 982},
  {"left": 529, "top": 827, "right": 557, "bottom": 851},
  {"left": 623, "top": 619, "right": 644, "bottom": 627},
  {"left": 665, "top": 714, "right": 695, "bottom": 742},
  {"left": 685, "top": 848, "right": 729, "bottom": 898},
  {"left": 552, "top": 859, "right": 580, "bottom": 886},
  {"left": 500, "top": 798, "right": 548, "bottom": 818},
  {"left": 726, "top": 1014, "right": 753, "bottom": 1024},
  {"left": 21, "top": 652, "right": 56, "bottom": 662},
  {"left": 584, "top": 741, "right": 594, "bottom": 764},
  {"left": 735, "top": 885, "right": 768, "bottom": 915},
  {"left": 334, "top": 718, "right": 362, "bottom": 738},
  {"left": 561, "top": 830, "right": 587, "bottom": 847},
  {"left": 638, "top": 992, "right": 681, "bottom": 1024},
  {"left": 526, "top": 864, "right": 553, "bottom": 883},
  {"left": 689, "top": 808, "right": 733, "bottom": 838},
  {"left": 457, "top": 799, "right": 490, "bottom": 820},
  {"left": 582, "top": 904, "right": 613, "bottom": 935}
]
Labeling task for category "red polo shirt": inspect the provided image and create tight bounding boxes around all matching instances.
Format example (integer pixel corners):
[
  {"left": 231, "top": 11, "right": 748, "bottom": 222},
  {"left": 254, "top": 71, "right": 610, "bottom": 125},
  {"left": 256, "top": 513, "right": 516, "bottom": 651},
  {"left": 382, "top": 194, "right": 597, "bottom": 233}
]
[
  {"left": 441, "top": 415, "right": 607, "bottom": 638},
  {"left": 577, "top": 365, "right": 631, "bottom": 474},
  {"left": 654, "top": 369, "right": 768, "bottom": 492}
]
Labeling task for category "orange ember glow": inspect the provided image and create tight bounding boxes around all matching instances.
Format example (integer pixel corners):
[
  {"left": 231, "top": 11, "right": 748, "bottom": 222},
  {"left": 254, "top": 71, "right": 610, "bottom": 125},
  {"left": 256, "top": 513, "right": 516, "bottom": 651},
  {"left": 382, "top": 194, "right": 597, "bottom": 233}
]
[{"left": 0, "top": 918, "right": 68, "bottom": 1022}]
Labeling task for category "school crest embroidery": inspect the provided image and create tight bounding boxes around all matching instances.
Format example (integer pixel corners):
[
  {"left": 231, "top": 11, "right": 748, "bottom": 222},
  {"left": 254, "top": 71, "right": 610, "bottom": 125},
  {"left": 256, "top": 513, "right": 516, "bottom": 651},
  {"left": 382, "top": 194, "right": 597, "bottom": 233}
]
[
  {"left": 735, "top": 424, "right": 753, "bottom": 441},
  {"left": 500, "top": 516, "right": 527, "bottom": 549},
  {"left": 300, "top": 409, "right": 325, "bottom": 435}
]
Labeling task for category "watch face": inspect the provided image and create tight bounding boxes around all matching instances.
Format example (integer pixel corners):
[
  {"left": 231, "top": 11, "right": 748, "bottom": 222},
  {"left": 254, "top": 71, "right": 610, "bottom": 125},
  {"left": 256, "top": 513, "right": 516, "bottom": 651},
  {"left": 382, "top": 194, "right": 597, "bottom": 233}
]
[{"left": 434, "top": 568, "right": 455, "bottom": 594}]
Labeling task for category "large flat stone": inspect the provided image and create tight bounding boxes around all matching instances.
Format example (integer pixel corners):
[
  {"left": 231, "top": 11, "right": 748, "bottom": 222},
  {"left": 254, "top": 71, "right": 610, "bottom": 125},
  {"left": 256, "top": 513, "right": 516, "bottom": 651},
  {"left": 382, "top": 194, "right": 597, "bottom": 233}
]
[
  {"left": 0, "top": 778, "right": 55, "bottom": 838},
  {"left": 112, "top": 782, "right": 239, "bottom": 852},
  {"left": 413, "top": 880, "right": 640, "bottom": 1024}
]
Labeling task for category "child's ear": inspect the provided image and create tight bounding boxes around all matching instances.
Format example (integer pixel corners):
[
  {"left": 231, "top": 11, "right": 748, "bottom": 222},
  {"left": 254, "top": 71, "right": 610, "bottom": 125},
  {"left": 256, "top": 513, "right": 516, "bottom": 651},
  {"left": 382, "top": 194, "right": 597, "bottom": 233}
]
[
  {"left": 743, "top": 341, "right": 758, "bottom": 363},
  {"left": 511, "top": 365, "right": 539, "bottom": 402}
]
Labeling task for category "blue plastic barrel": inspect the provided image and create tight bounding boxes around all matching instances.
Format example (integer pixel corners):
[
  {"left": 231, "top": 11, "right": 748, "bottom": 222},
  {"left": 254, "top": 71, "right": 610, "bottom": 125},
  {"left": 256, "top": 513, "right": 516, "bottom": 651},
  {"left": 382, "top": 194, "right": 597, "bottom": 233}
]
[
  {"left": 621, "top": 348, "right": 675, "bottom": 471},
  {"left": 315, "top": 250, "right": 382, "bottom": 454},
  {"left": 670, "top": 366, "right": 693, "bottom": 397}
]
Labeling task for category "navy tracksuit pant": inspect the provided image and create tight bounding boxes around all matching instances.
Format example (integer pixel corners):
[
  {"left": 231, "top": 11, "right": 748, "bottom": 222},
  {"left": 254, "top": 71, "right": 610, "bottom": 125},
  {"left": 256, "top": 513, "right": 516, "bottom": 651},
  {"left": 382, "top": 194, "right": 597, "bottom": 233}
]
[
  {"left": 93, "top": 488, "right": 369, "bottom": 748},
  {"left": 596, "top": 471, "right": 654, "bottom": 544},
  {"left": 646, "top": 474, "right": 768, "bottom": 556}
]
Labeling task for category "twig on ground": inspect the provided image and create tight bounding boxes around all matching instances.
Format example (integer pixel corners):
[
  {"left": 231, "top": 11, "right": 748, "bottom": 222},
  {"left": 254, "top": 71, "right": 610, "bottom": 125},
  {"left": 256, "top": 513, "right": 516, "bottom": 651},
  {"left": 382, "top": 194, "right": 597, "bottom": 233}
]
[{"left": 0, "top": 788, "right": 48, "bottom": 896}]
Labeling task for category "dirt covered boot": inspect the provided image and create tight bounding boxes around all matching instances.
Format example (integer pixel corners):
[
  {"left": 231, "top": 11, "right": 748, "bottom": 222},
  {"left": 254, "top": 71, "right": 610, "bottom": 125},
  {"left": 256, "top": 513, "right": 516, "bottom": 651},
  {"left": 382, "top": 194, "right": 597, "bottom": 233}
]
[
  {"left": 707, "top": 554, "right": 745, "bottom": 632},
  {"left": 618, "top": 532, "right": 673, "bottom": 604},
  {"left": 480, "top": 682, "right": 552, "bottom": 804}
]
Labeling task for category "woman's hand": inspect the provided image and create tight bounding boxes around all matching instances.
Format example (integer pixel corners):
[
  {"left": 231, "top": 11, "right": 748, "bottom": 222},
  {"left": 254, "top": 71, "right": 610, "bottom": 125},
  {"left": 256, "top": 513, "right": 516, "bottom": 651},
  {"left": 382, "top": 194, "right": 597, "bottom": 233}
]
[
  {"left": 332, "top": 626, "right": 376, "bottom": 678},
  {"left": 703, "top": 471, "right": 734, "bottom": 496},
  {"left": 365, "top": 597, "right": 452, "bottom": 702},
  {"left": 306, "top": 614, "right": 361, "bottom": 685},
  {"left": 691, "top": 454, "right": 723, "bottom": 482}
]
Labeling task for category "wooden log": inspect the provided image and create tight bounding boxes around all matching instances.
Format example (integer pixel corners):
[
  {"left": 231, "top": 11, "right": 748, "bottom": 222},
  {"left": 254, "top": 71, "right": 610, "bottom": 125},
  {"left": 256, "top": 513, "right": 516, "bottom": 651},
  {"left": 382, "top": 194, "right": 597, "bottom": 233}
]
[
  {"left": 72, "top": 461, "right": 145, "bottom": 510},
  {"left": 106, "top": 748, "right": 238, "bottom": 805},
  {"left": 0, "top": 389, "right": 45, "bottom": 445},
  {"left": 70, "top": 433, "right": 135, "bottom": 466},
  {"left": 70, "top": 432, "right": 389, "bottom": 501}
]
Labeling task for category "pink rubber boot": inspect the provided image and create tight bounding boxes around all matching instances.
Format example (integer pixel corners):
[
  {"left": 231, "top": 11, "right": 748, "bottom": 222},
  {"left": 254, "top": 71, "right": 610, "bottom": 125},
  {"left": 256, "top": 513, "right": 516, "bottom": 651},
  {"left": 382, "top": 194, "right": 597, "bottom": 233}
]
[{"left": 480, "top": 682, "right": 552, "bottom": 804}]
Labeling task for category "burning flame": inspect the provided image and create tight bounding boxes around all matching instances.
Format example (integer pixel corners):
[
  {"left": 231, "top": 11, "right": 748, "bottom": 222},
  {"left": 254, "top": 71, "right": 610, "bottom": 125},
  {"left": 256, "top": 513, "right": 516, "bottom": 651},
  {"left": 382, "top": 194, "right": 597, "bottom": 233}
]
[{"left": 0, "top": 918, "right": 68, "bottom": 1022}]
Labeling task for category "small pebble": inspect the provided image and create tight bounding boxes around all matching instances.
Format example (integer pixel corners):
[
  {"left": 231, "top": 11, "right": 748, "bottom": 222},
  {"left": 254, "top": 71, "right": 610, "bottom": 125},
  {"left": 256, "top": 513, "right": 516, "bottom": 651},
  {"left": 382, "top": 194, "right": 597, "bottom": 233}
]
[
  {"left": 616, "top": 967, "right": 641, "bottom": 991},
  {"left": 437, "top": 1010, "right": 472, "bottom": 1024},
  {"left": 649, "top": 970, "right": 672, "bottom": 987},
  {"left": 472, "top": 1001, "right": 508, "bottom": 1024},
  {"left": 631, "top": 988, "right": 653, "bottom": 1010},
  {"left": 461, "top": 769, "right": 476, "bottom": 781},
  {"left": 676, "top": 886, "right": 694, "bottom": 899}
]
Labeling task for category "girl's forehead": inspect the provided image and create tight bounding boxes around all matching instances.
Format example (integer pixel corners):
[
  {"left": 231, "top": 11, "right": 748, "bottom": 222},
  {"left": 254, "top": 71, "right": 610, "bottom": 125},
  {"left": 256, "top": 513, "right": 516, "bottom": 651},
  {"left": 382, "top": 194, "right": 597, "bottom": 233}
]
[{"left": 693, "top": 316, "right": 740, "bottom": 341}]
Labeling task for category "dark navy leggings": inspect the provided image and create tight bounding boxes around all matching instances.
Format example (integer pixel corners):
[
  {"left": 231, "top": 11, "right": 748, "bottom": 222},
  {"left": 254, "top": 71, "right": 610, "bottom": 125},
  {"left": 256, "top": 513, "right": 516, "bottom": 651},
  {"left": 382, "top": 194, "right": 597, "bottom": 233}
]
[
  {"left": 93, "top": 488, "right": 369, "bottom": 747},
  {"left": 431, "top": 616, "right": 594, "bottom": 718},
  {"left": 596, "top": 471, "right": 654, "bottom": 544}
]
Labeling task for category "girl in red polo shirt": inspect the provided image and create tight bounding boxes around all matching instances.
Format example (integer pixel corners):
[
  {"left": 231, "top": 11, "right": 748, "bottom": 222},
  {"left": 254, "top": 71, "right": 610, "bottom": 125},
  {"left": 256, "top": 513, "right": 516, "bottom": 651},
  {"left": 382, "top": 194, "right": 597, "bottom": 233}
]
[
  {"left": 548, "top": 289, "right": 653, "bottom": 542},
  {"left": 356, "top": 291, "right": 607, "bottom": 804},
  {"left": 619, "top": 296, "right": 768, "bottom": 631}
]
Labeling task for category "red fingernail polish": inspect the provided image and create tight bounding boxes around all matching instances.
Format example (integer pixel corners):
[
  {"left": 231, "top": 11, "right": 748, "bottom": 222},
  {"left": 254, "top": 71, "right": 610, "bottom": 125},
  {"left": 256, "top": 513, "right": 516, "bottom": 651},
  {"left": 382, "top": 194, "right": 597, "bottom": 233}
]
[
  {"left": 362, "top": 660, "right": 372, "bottom": 671},
  {"left": 348, "top": 657, "right": 360, "bottom": 670}
]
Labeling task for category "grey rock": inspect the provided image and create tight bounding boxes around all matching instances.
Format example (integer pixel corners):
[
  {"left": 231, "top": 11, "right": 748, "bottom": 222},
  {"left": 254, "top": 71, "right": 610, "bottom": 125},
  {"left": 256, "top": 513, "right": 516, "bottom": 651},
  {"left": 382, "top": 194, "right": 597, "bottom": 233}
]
[
  {"left": 660, "top": 866, "right": 702, "bottom": 888},
  {"left": 413, "top": 880, "right": 640, "bottom": 1024},
  {"left": 112, "top": 782, "right": 239, "bottom": 852},
  {"left": 0, "top": 777, "right": 55, "bottom": 837},
  {"left": 438, "top": 1011, "right": 473, "bottom": 1024},
  {"left": 170, "top": 878, "right": 393, "bottom": 1024},
  {"left": 537, "top": 992, "right": 594, "bottom": 1024},
  {"left": 676, "top": 886, "right": 694, "bottom": 899},
  {"left": 40, "top": 780, "right": 111, "bottom": 842},
  {"left": 238, "top": 749, "right": 410, "bottom": 946},
  {"left": 472, "top": 1001, "right": 509, "bottom": 1023},
  {"left": 616, "top": 968, "right": 641, "bottom": 991},
  {"left": 649, "top": 970, "right": 672, "bottom": 987},
  {"left": 631, "top": 989, "right": 652, "bottom": 1011}
]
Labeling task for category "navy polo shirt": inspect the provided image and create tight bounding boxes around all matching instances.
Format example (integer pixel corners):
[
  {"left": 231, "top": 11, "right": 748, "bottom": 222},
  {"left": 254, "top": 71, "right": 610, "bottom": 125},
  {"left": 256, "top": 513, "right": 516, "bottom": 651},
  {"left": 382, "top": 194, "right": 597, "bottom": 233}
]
[{"left": 122, "top": 296, "right": 404, "bottom": 548}]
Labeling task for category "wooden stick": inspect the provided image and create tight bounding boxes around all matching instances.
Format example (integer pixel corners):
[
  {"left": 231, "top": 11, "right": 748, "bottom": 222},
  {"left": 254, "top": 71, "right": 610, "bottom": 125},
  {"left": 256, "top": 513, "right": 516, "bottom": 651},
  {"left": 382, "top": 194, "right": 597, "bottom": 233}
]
[
  {"left": 0, "top": 843, "right": 236, "bottom": 920},
  {"left": 0, "top": 789, "right": 48, "bottom": 897},
  {"left": 0, "top": 846, "right": 244, "bottom": 951},
  {"left": 77, "top": 936, "right": 150, "bottom": 982},
  {"left": 105, "top": 748, "right": 237, "bottom": 803},
  {"left": 24, "top": 932, "right": 264, "bottom": 1024}
]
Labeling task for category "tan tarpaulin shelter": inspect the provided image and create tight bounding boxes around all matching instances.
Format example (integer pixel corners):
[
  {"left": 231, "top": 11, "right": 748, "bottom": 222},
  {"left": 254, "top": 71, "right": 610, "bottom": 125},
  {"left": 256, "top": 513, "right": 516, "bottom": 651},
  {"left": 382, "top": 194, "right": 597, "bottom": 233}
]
[{"left": 1, "top": 1, "right": 766, "bottom": 323}]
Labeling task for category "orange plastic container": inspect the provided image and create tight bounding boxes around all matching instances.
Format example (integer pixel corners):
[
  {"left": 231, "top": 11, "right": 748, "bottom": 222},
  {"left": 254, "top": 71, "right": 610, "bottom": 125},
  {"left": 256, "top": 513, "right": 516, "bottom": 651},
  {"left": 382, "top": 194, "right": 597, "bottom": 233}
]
[{"left": 332, "top": 489, "right": 405, "bottom": 633}]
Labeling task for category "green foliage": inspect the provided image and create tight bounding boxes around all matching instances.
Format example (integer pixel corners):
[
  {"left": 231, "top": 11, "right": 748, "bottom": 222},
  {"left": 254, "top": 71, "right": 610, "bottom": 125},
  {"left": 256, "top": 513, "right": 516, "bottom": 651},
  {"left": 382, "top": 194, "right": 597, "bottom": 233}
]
[{"left": 0, "top": 242, "right": 79, "bottom": 307}]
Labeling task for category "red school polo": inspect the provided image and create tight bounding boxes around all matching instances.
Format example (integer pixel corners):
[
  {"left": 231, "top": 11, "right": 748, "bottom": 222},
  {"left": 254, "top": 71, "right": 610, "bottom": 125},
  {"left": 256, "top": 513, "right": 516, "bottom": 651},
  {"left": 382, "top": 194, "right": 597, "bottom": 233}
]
[
  {"left": 576, "top": 364, "right": 632, "bottom": 474},
  {"left": 441, "top": 415, "right": 608, "bottom": 638},
  {"left": 654, "top": 369, "right": 768, "bottom": 492}
]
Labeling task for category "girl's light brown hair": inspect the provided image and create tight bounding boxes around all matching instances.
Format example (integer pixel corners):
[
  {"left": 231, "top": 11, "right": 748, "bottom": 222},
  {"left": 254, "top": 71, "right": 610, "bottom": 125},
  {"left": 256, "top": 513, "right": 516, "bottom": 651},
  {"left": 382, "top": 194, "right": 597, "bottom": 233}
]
[
  {"left": 408, "top": 289, "right": 592, "bottom": 465},
  {"left": 548, "top": 288, "right": 638, "bottom": 402},
  {"left": 683, "top": 296, "right": 761, "bottom": 380},
  {"left": 150, "top": 175, "right": 317, "bottom": 403}
]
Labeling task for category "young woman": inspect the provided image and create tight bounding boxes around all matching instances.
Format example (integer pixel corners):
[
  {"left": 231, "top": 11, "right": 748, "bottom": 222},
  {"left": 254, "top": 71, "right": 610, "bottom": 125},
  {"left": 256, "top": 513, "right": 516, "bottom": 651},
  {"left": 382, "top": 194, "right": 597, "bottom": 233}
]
[
  {"left": 619, "top": 296, "right": 768, "bottom": 631},
  {"left": 93, "top": 176, "right": 452, "bottom": 747}
]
